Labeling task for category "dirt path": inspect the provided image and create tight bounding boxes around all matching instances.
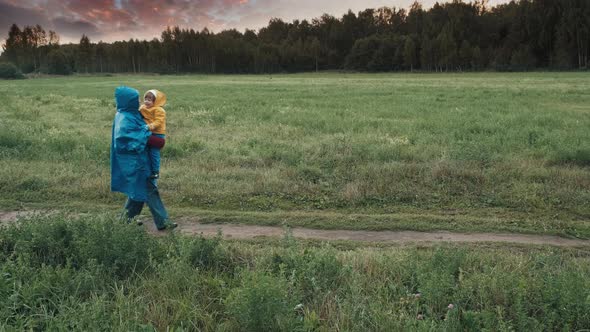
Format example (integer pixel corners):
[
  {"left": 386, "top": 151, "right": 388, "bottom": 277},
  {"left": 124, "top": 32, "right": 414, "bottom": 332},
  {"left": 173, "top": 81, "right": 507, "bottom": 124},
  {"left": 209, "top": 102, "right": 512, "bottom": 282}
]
[
  {"left": 166, "top": 218, "right": 590, "bottom": 248},
  {"left": 2, "top": 211, "right": 589, "bottom": 247}
]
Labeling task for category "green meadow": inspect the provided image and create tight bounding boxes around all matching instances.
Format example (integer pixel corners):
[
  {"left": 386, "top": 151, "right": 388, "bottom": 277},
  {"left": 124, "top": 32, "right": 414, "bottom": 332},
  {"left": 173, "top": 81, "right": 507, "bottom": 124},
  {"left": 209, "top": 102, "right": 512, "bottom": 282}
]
[
  {"left": 1, "top": 72, "right": 589, "bottom": 236},
  {"left": 0, "top": 215, "right": 588, "bottom": 330},
  {"left": 1, "top": 73, "right": 590, "bottom": 330}
]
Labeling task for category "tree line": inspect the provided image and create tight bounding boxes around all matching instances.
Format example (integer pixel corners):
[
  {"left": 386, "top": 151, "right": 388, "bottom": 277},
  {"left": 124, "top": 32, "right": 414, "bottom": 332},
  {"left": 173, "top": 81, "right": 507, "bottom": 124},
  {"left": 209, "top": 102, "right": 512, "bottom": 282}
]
[{"left": 1, "top": 0, "right": 588, "bottom": 74}]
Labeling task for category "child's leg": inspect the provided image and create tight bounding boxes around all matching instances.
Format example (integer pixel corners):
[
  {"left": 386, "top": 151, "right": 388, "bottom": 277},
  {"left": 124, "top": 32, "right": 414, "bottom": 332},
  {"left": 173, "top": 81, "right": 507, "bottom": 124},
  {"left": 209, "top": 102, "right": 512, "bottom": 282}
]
[
  {"left": 149, "top": 147, "right": 161, "bottom": 175},
  {"left": 150, "top": 134, "right": 165, "bottom": 176}
]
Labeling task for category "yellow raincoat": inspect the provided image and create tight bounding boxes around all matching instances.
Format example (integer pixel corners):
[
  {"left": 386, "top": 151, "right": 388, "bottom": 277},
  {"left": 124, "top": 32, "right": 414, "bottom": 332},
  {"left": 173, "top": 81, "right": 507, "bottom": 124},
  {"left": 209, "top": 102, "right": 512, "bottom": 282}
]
[{"left": 140, "top": 89, "right": 166, "bottom": 134}]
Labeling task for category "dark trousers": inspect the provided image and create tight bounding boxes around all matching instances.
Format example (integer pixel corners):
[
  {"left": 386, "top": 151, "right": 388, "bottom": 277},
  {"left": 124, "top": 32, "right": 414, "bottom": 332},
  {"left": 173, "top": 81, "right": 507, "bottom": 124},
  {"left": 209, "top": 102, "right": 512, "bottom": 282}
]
[{"left": 124, "top": 178, "right": 168, "bottom": 229}]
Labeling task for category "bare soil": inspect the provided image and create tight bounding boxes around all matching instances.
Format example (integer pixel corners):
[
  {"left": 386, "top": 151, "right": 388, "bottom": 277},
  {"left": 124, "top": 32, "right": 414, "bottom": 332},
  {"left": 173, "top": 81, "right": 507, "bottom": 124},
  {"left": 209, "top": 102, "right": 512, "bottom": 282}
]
[
  {"left": 166, "top": 217, "right": 590, "bottom": 248},
  {"left": 2, "top": 211, "right": 588, "bottom": 247}
]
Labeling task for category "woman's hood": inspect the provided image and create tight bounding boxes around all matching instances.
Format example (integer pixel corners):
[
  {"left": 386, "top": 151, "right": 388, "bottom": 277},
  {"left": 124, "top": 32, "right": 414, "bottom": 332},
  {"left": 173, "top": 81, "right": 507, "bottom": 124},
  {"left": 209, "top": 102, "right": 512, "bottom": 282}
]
[{"left": 115, "top": 86, "right": 140, "bottom": 112}]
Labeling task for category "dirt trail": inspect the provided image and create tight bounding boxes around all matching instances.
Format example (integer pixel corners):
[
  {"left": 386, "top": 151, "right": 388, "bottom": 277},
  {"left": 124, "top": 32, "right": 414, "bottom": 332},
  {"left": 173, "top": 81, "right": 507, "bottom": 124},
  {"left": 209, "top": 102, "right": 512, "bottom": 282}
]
[
  {"left": 166, "top": 218, "right": 590, "bottom": 248},
  {"left": 2, "top": 211, "right": 589, "bottom": 247}
]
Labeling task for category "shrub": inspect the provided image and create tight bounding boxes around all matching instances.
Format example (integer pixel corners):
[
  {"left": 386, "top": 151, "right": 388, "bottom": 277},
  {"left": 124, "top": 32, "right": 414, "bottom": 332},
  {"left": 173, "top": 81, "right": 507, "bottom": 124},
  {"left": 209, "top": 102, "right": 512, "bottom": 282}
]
[
  {"left": 298, "top": 248, "right": 347, "bottom": 300},
  {"left": 226, "top": 271, "right": 302, "bottom": 332},
  {"left": 0, "top": 214, "right": 161, "bottom": 278},
  {"left": 181, "top": 234, "right": 233, "bottom": 272},
  {"left": 267, "top": 245, "right": 348, "bottom": 303},
  {"left": 137, "top": 258, "right": 224, "bottom": 330},
  {"left": 0, "top": 260, "right": 114, "bottom": 329},
  {"left": 0, "top": 62, "right": 24, "bottom": 79}
]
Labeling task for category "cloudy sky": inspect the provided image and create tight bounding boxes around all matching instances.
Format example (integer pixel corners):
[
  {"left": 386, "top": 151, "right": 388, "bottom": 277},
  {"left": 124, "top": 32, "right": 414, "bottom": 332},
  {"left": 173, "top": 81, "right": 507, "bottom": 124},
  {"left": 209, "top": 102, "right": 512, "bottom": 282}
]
[{"left": 0, "top": 0, "right": 511, "bottom": 44}]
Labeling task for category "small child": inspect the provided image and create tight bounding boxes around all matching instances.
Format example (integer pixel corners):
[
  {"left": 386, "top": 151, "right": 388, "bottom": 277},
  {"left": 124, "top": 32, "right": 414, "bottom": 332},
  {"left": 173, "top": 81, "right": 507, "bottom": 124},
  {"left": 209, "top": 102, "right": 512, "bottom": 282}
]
[{"left": 140, "top": 89, "right": 167, "bottom": 179}]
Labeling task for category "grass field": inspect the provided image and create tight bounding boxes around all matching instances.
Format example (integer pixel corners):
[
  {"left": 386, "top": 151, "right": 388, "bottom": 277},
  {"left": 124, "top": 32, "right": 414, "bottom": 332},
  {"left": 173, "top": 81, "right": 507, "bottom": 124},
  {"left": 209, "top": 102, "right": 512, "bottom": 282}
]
[
  {"left": 0, "top": 215, "right": 589, "bottom": 331},
  {"left": 2, "top": 73, "right": 590, "bottom": 330},
  {"left": 1, "top": 72, "right": 590, "bottom": 236}
]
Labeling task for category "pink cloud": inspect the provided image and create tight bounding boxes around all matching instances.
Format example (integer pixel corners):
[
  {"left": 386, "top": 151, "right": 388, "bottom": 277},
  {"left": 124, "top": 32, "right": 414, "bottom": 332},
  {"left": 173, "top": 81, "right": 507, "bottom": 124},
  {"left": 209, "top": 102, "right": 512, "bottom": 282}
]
[{"left": 0, "top": 0, "right": 512, "bottom": 43}]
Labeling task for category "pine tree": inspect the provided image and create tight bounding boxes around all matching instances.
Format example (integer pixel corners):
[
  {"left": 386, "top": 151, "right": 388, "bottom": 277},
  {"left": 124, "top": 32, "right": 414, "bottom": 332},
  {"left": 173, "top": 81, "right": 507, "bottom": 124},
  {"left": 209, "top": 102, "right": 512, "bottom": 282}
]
[
  {"left": 76, "top": 34, "right": 92, "bottom": 73},
  {"left": 2, "top": 24, "right": 22, "bottom": 66},
  {"left": 403, "top": 36, "right": 417, "bottom": 71},
  {"left": 308, "top": 37, "right": 321, "bottom": 72}
]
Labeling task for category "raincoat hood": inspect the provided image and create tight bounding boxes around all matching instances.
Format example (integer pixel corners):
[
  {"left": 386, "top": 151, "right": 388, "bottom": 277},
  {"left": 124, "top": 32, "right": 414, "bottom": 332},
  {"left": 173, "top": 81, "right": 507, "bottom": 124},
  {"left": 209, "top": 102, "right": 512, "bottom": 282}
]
[
  {"left": 116, "top": 86, "right": 141, "bottom": 112},
  {"left": 145, "top": 89, "right": 166, "bottom": 109},
  {"left": 111, "top": 86, "right": 151, "bottom": 202}
]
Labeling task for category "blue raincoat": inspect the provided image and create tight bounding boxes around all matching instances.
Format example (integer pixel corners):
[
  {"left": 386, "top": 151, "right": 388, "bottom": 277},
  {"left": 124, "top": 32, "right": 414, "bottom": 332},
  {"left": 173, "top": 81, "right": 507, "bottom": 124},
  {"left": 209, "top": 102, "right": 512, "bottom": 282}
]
[{"left": 110, "top": 86, "right": 152, "bottom": 202}]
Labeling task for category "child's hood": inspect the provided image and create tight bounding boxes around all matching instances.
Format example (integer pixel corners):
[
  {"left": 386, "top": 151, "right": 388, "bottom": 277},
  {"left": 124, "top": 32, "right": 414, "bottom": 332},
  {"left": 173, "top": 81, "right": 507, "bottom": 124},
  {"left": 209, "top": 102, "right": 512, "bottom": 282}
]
[{"left": 146, "top": 89, "right": 167, "bottom": 109}]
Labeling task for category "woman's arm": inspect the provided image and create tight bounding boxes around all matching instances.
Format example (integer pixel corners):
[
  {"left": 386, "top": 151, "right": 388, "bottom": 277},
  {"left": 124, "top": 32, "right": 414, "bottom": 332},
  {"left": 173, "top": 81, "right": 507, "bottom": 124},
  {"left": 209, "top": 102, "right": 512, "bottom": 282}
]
[{"left": 114, "top": 112, "right": 151, "bottom": 153}]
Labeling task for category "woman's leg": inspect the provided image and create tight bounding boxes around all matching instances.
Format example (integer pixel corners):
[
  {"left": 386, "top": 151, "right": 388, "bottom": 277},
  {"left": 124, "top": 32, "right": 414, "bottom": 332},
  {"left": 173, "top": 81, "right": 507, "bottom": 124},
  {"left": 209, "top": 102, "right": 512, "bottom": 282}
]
[
  {"left": 124, "top": 197, "right": 144, "bottom": 222},
  {"left": 146, "top": 178, "right": 169, "bottom": 229}
]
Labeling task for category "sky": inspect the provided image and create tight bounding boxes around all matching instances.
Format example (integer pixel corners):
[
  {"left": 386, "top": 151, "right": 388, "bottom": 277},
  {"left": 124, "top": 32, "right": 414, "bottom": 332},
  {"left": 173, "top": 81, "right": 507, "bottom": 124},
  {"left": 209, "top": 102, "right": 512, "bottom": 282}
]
[{"left": 0, "top": 0, "right": 511, "bottom": 44}]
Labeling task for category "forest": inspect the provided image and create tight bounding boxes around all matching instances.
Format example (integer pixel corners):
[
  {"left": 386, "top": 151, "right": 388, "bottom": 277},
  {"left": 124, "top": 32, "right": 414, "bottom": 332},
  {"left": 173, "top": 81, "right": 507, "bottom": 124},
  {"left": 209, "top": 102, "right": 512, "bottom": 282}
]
[{"left": 1, "top": 0, "right": 588, "bottom": 74}]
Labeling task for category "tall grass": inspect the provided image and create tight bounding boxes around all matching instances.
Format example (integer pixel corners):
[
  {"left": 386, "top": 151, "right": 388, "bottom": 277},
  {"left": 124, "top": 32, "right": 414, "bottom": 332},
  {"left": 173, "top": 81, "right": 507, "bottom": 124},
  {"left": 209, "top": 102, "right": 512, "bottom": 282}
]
[
  {"left": 0, "top": 215, "right": 589, "bottom": 330},
  {"left": 1, "top": 73, "right": 589, "bottom": 234}
]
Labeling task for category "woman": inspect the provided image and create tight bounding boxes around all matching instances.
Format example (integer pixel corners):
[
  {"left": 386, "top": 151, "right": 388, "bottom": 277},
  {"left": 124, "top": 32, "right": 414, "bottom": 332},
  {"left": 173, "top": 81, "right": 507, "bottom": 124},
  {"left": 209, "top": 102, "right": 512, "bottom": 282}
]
[{"left": 110, "top": 86, "right": 177, "bottom": 231}]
